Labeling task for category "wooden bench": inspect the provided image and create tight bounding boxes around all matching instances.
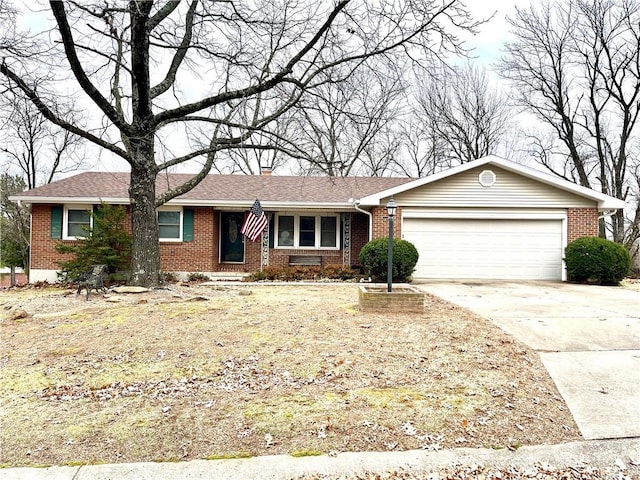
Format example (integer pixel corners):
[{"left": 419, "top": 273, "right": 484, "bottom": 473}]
[{"left": 288, "top": 255, "right": 322, "bottom": 266}]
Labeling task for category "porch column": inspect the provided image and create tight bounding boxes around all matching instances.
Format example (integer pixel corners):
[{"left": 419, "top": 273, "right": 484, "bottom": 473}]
[
  {"left": 260, "top": 212, "right": 272, "bottom": 270},
  {"left": 342, "top": 212, "right": 352, "bottom": 266}
]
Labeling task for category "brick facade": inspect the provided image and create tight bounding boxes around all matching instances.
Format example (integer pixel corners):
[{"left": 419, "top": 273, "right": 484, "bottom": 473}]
[
  {"left": 160, "top": 207, "right": 216, "bottom": 272},
  {"left": 371, "top": 205, "right": 402, "bottom": 239},
  {"left": 567, "top": 207, "right": 599, "bottom": 242},
  {"left": 30, "top": 204, "right": 70, "bottom": 270},
  {"left": 27, "top": 203, "right": 603, "bottom": 280},
  {"left": 29, "top": 205, "right": 371, "bottom": 278},
  {"left": 351, "top": 213, "right": 370, "bottom": 266}
]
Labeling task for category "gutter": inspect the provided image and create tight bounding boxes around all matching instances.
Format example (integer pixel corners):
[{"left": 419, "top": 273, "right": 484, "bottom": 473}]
[
  {"left": 598, "top": 209, "right": 618, "bottom": 220},
  {"left": 351, "top": 198, "right": 373, "bottom": 241}
]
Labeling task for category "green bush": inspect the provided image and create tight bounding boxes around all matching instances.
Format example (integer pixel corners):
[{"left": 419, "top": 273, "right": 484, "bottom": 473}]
[
  {"left": 565, "top": 236, "right": 631, "bottom": 285},
  {"left": 359, "top": 237, "right": 419, "bottom": 282},
  {"left": 56, "top": 203, "right": 132, "bottom": 282}
]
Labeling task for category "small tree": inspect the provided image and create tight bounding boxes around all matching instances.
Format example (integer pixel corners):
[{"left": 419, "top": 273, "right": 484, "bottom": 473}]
[
  {"left": 56, "top": 203, "right": 131, "bottom": 281},
  {"left": 359, "top": 237, "right": 419, "bottom": 283},
  {"left": 0, "top": 174, "right": 30, "bottom": 282}
]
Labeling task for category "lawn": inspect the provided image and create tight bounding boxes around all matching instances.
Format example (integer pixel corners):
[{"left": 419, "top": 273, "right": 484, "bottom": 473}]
[{"left": 0, "top": 283, "right": 580, "bottom": 467}]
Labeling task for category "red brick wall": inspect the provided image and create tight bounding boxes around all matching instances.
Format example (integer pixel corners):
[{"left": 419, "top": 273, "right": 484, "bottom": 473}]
[
  {"left": 31, "top": 204, "right": 223, "bottom": 274},
  {"left": 29, "top": 205, "right": 380, "bottom": 274},
  {"left": 371, "top": 206, "right": 402, "bottom": 239},
  {"left": 351, "top": 213, "right": 370, "bottom": 266},
  {"left": 567, "top": 207, "right": 599, "bottom": 242},
  {"left": 30, "top": 204, "right": 70, "bottom": 270},
  {"left": 160, "top": 207, "right": 216, "bottom": 272}
]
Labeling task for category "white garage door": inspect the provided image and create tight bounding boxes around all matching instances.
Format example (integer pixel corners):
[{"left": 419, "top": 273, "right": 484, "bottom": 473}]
[{"left": 403, "top": 218, "right": 563, "bottom": 280}]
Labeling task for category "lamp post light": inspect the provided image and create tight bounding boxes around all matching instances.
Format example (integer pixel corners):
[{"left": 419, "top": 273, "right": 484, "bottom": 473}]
[{"left": 386, "top": 197, "right": 397, "bottom": 293}]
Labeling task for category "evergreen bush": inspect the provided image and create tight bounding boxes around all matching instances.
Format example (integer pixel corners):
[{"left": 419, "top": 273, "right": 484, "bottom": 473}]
[
  {"left": 56, "top": 203, "right": 132, "bottom": 282},
  {"left": 359, "top": 237, "right": 419, "bottom": 282},
  {"left": 565, "top": 236, "right": 631, "bottom": 285}
]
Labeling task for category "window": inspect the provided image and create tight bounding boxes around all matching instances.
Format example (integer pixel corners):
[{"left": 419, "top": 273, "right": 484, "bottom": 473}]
[
  {"left": 63, "top": 206, "right": 92, "bottom": 239},
  {"left": 158, "top": 209, "right": 182, "bottom": 240},
  {"left": 321, "top": 216, "right": 337, "bottom": 247},
  {"left": 278, "top": 216, "right": 294, "bottom": 246},
  {"left": 275, "top": 214, "right": 339, "bottom": 249},
  {"left": 299, "top": 216, "right": 315, "bottom": 247}
]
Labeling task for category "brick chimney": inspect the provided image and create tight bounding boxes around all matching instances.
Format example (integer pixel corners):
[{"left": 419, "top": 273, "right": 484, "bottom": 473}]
[{"left": 260, "top": 165, "right": 272, "bottom": 176}]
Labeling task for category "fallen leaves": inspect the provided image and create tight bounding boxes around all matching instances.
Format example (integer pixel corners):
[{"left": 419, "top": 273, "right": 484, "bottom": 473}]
[
  {"left": 293, "top": 460, "right": 637, "bottom": 480},
  {"left": 1, "top": 284, "right": 583, "bottom": 467}
]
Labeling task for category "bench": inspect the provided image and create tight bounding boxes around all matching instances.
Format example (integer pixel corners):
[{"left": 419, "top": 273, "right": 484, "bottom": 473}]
[
  {"left": 76, "top": 264, "right": 109, "bottom": 300},
  {"left": 288, "top": 255, "right": 322, "bottom": 266}
]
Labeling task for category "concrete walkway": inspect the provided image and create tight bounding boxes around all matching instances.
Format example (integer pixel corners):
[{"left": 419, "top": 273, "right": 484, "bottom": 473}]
[
  {"left": 417, "top": 280, "right": 640, "bottom": 440},
  {"left": 0, "top": 439, "right": 638, "bottom": 480}
]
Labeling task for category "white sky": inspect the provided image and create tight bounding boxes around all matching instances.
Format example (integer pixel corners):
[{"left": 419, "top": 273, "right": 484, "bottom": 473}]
[{"left": 463, "top": 0, "right": 532, "bottom": 65}]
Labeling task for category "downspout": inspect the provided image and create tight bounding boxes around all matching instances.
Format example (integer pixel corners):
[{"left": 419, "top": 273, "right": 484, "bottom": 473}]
[{"left": 351, "top": 199, "right": 373, "bottom": 241}]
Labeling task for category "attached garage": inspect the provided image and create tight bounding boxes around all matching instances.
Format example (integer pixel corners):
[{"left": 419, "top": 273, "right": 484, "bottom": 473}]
[
  {"left": 358, "top": 156, "right": 626, "bottom": 282},
  {"left": 403, "top": 217, "right": 564, "bottom": 280}
]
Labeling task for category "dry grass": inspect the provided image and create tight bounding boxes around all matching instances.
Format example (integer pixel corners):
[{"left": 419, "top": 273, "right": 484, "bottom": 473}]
[{"left": 0, "top": 283, "right": 580, "bottom": 467}]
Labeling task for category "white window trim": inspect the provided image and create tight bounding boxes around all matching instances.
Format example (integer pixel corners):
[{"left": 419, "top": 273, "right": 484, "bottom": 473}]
[
  {"left": 63, "top": 204, "right": 93, "bottom": 240},
  {"left": 157, "top": 206, "right": 183, "bottom": 242},
  {"left": 274, "top": 213, "right": 340, "bottom": 250}
]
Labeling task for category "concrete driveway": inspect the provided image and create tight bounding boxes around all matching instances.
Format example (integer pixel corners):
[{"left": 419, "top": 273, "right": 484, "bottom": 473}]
[{"left": 417, "top": 280, "right": 640, "bottom": 440}]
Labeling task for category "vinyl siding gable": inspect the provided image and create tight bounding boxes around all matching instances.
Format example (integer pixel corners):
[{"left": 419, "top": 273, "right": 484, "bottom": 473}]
[{"left": 392, "top": 166, "right": 596, "bottom": 208}]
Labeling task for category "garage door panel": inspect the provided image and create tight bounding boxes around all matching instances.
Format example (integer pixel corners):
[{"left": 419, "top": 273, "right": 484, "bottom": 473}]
[{"left": 403, "top": 219, "right": 563, "bottom": 280}]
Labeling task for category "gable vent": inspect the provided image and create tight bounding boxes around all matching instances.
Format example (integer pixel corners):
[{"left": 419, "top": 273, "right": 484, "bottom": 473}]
[{"left": 478, "top": 169, "right": 496, "bottom": 187}]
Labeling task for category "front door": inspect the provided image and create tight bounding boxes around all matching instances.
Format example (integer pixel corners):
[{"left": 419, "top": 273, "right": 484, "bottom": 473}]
[{"left": 220, "top": 212, "right": 245, "bottom": 263}]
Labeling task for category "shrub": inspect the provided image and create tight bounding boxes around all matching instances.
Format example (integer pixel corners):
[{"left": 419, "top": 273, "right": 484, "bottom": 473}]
[
  {"left": 188, "top": 272, "right": 210, "bottom": 282},
  {"left": 321, "top": 263, "right": 358, "bottom": 280},
  {"left": 163, "top": 272, "right": 178, "bottom": 283},
  {"left": 248, "top": 264, "right": 358, "bottom": 281},
  {"left": 56, "top": 203, "right": 132, "bottom": 283},
  {"left": 359, "top": 237, "right": 419, "bottom": 282},
  {"left": 565, "top": 236, "right": 631, "bottom": 285}
]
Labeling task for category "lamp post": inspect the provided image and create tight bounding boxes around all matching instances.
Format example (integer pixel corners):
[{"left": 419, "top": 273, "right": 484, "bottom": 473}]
[{"left": 386, "top": 197, "right": 397, "bottom": 293}]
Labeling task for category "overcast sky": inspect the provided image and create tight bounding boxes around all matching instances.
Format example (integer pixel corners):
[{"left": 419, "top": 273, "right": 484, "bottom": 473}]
[{"left": 463, "top": 0, "right": 532, "bottom": 65}]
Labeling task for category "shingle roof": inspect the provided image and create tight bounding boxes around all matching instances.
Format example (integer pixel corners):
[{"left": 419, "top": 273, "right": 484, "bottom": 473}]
[{"left": 12, "top": 172, "right": 413, "bottom": 206}]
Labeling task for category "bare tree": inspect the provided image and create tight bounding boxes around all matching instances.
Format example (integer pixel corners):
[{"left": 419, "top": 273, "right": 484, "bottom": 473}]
[
  {"left": 394, "top": 110, "right": 449, "bottom": 177},
  {"left": 499, "top": 0, "right": 640, "bottom": 247},
  {"left": 1, "top": 95, "right": 85, "bottom": 189},
  {"left": 1, "top": 0, "right": 479, "bottom": 286},
  {"left": 292, "top": 62, "right": 404, "bottom": 177},
  {"left": 414, "top": 62, "right": 513, "bottom": 163}
]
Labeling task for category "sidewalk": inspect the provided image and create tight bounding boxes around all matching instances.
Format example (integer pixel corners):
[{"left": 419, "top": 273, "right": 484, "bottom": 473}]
[{"left": 1, "top": 439, "right": 638, "bottom": 480}]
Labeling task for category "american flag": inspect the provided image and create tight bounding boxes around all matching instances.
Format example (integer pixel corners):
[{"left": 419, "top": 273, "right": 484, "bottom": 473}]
[{"left": 241, "top": 199, "right": 268, "bottom": 242}]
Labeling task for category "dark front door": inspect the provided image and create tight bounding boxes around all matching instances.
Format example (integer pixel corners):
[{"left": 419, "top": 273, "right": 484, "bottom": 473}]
[{"left": 220, "top": 212, "right": 245, "bottom": 263}]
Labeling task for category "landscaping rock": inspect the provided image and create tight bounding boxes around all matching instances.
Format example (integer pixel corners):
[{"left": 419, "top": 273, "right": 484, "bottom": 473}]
[
  {"left": 9, "top": 308, "right": 29, "bottom": 321},
  {"left": 112, "top": 286, "right": 150, "bottom": 294}
]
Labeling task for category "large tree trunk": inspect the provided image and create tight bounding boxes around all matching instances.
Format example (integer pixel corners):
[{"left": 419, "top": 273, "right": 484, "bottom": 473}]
[
  {"left": 128, "top": 139, "right": 162, "bottom": 287},
  {"left": 127, "top": 2, "right": 161, "bottom": 287}
]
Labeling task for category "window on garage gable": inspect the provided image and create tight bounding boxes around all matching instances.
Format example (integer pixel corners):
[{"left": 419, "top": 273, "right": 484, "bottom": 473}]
[{"left": 275, "top": 214, "right": 339, "bottom": 249}]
